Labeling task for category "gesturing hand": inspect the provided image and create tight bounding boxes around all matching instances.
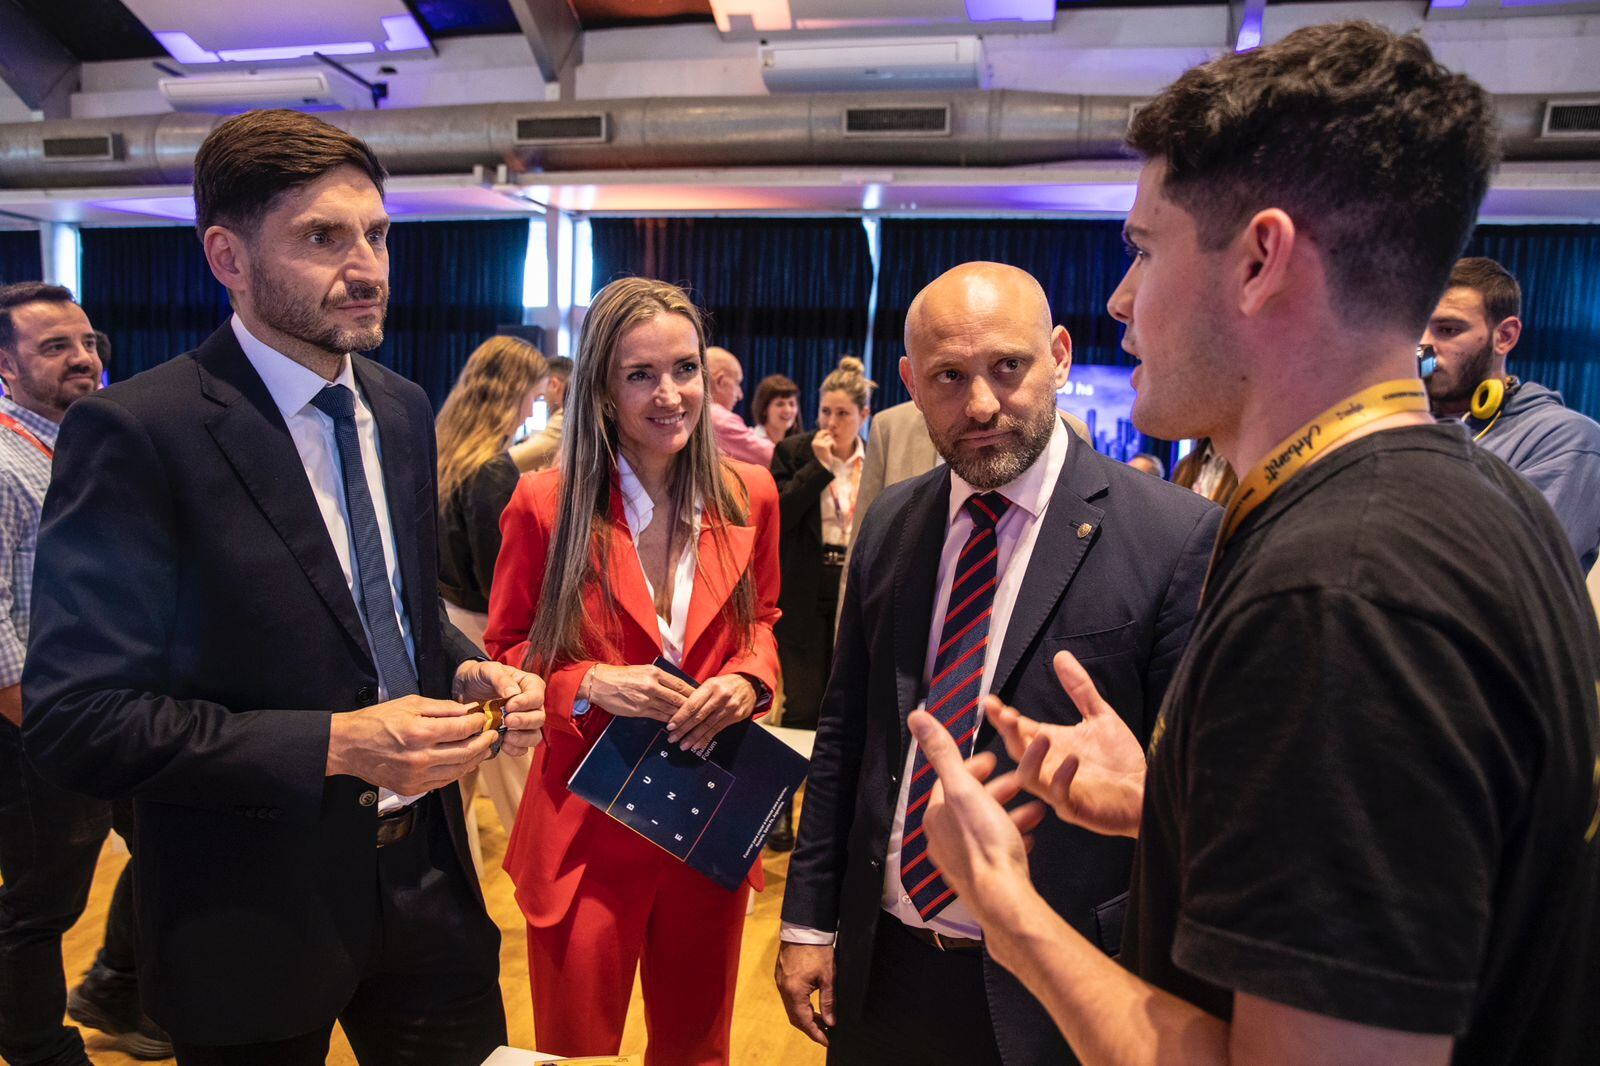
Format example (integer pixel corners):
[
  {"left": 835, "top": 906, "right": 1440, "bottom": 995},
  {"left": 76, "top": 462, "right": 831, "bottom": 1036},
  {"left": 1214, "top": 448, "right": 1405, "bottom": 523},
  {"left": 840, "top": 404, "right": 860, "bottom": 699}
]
[
  {"left": 908, "top": 713, "right": 1048, "bottom": 930},
  {"left": 984, "top": 650, "right": 1147, "bottom": 839},
  {"left": 584, "top": 663, "right": 696, "bottom": 722},
  {"left": 453, "top": 659, "right": 547, "bottom": 759},
  {"left": 667, "top": 674, "right": 757, "bottom": 753}
]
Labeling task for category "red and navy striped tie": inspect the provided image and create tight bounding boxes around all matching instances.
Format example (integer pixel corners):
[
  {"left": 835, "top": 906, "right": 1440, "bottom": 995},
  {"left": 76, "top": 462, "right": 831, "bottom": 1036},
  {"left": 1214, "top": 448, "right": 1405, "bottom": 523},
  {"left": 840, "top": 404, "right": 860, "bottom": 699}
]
[{"left": 900, "top": 490, "right": 1012, "bottom": 921}]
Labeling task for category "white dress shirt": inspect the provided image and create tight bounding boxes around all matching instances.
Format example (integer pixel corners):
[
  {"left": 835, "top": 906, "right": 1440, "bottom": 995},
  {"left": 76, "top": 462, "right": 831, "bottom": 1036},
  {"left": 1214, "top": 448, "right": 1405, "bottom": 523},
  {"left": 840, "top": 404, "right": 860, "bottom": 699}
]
[
  {"left": 819, "top": 436, "right": 865, "bottom": 548},
  {"left": 232, "top": 315, "right": 419, "bottom": 813},
  {"left": 782, "top": 416, "right": 1070, "bottom": 944},
  {"left": 617, "top": 453, "right": 702, "bottom": 666}
]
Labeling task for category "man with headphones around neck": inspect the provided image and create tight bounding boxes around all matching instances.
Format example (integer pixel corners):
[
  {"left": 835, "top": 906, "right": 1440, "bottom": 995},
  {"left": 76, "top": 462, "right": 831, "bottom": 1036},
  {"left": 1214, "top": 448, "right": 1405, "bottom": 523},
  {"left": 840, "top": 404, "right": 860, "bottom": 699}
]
[{"left": 1423, "top": 256, "right": 1600, "bottom": 571}]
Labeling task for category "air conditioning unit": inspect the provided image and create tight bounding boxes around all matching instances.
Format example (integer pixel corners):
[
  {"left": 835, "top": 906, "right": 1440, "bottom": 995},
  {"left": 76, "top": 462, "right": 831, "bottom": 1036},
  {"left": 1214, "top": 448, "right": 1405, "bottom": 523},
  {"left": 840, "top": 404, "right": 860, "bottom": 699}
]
[
  {"left": 159, "top": 69, "right": 374, "bottom": 114},
  {"left": 759, "top": 37, "right": 987, "bottom": 93}
]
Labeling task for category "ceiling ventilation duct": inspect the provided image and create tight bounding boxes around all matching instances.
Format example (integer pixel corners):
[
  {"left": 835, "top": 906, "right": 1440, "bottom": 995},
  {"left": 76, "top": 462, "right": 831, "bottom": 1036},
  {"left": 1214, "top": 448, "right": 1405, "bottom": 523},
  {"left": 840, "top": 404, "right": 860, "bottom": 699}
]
[
  {"left": 0, "top": 91, "right": 1591, "bottom": 190},
  {"left": 1542, "top": 100, "right": 1600, "bottom": 139}
]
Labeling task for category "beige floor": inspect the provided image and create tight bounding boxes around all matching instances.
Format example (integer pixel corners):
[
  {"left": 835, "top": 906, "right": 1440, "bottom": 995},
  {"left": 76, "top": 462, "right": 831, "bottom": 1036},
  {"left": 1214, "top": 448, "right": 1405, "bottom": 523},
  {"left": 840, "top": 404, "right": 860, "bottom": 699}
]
[{"left": 60, "top": 798, "right": 825, "bottom": 1066}]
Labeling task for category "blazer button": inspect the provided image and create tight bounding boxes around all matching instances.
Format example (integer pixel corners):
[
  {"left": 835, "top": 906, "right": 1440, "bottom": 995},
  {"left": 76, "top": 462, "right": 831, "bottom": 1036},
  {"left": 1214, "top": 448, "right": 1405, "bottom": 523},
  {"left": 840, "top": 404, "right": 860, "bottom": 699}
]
[
  {"left": 357, "top": 685, "right": 378, "bottom": 705},
  {"left": 358, "top": 790, "right": 378, "bottom": 807}
]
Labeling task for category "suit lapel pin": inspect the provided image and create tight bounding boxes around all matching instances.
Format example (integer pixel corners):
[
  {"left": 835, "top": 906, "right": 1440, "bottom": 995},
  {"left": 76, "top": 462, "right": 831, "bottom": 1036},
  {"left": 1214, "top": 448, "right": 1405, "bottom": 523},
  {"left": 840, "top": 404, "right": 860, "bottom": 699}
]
[{"left": 1077, "top": 522, "right": 1094, "bottom": 539}]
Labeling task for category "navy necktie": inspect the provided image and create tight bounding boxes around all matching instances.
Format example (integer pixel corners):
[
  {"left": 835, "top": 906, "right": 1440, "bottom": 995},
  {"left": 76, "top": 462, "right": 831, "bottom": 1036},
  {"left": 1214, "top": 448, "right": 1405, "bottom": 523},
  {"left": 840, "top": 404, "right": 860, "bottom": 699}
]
[
  {"left": 309, "top": 384, "right": 418, "bottom": 699},
  {"left": 900, "top": 490, "right": 1012, "bottom": 921}
]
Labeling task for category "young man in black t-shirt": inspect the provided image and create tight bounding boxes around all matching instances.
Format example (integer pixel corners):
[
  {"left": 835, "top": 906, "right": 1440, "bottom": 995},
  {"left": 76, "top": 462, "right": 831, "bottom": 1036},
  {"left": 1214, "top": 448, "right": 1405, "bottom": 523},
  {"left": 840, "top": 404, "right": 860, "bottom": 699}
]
[{"left": 903, "top": 20, "right": 1600, "bottom": 1066}]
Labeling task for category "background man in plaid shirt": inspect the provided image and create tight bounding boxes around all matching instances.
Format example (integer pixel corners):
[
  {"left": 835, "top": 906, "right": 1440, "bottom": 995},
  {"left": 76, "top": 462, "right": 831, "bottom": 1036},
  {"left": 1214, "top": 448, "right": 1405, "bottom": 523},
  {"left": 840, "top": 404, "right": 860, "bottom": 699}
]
[{"left": 0, "top": 282, "right": 168, "bottom": 1064}]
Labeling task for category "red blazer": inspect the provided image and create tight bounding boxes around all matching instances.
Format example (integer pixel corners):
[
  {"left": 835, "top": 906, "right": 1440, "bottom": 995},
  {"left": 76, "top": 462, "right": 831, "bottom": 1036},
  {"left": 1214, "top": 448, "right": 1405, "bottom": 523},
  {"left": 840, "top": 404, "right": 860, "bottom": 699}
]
[{"left": 485, "top": 459, "right": 783, "bottom": 927}]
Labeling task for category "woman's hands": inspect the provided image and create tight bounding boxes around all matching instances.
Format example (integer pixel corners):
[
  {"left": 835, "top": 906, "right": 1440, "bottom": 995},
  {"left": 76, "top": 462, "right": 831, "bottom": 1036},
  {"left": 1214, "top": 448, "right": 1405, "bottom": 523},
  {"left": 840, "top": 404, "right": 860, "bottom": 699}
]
[
  {"left": 581, "top": 666, "right": 758, "bottom": 753},
  {"left": 669, "top": 674, "right": 758, "bottom": 753},
  {"left": 582, "top": 663, "right": 695, "bottom": 721}
]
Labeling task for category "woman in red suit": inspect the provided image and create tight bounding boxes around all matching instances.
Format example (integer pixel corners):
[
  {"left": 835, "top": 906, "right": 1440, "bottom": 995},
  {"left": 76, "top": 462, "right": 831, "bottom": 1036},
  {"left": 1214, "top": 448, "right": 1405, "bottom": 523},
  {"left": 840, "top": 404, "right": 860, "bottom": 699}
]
[{"left": 485, "top": 277, "right": 781, "bottom": 1065}]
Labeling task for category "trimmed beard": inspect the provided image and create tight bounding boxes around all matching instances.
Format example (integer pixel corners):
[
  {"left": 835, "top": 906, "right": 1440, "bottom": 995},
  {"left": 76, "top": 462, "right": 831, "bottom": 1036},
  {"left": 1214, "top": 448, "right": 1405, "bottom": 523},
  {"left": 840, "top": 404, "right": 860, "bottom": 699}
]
[
  {"left": 250, "top": 262, "right": 387, "bottom": 356},
  {"left": 1428, "top": 335, "right": 1496, "bottom": 411},
  {"left": 929, "top": 403, "right": 1057, "bottom": 491}
]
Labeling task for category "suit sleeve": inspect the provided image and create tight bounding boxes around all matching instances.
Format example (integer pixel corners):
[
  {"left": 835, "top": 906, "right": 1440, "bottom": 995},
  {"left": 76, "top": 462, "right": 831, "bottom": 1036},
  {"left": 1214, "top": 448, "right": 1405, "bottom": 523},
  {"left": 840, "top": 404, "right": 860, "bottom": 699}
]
[
  {"left": 719, "top": 465, "right": 782, "bottom": 695},
  {"left": 485, "top": 476, "right": 596, "bottom": 739},
  {"left": 21, "top": 395, "right": 330, "bottom": 822},
  {"left": 1144, "top": 501, "right": 1221, "bottom": 723},
  {"left": 781, "top": 506, "right": 879, "bottom": 933},
  {"left": 851, "top": 415, "right": 892, "bottom": 547}
]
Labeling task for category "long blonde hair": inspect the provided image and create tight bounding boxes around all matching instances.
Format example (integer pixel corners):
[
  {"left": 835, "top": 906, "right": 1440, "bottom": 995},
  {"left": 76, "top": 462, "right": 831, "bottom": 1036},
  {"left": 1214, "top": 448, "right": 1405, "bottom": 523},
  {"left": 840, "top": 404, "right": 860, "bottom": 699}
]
[
  {"left": 525, "top": 277, "right": 758, "bottom": 670},
  {"left": 435, "top": 336, "right": 548, "bottom": 501}
]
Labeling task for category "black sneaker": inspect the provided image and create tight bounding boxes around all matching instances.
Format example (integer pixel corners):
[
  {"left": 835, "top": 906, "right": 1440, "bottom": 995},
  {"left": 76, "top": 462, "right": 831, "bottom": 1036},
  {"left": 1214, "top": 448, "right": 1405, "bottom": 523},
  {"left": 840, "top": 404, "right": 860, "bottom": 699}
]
[{"left": 66, "top": 962, "right": 174, "bottom": 1060}]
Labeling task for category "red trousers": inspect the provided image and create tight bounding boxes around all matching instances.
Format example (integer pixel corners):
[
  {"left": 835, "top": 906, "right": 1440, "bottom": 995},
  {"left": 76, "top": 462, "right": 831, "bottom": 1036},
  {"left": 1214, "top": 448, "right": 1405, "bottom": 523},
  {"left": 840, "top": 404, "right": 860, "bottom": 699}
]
[{"left": 525, "top": 829, "right": 750, "bottom": 1066}]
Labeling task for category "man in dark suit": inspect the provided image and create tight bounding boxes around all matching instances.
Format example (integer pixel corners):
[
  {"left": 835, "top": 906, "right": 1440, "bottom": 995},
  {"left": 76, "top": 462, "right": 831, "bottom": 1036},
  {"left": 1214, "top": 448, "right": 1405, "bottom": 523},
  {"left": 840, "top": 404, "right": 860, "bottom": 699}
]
[
  {"left": 776, "top": 262, "right": 1219, "bottom": 1065},
  {"left": 21, "top": 110, "right": 545, "bottom": 1065}
]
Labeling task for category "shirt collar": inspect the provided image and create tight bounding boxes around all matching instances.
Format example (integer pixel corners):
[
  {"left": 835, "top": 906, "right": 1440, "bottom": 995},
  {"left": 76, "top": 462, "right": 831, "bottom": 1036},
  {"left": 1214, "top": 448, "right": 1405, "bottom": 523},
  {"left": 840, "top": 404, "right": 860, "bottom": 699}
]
[
  {"left": 0, "top": 395, "right": 62, "bottom": 449},
  {"left": 947, "top": 414, "right": 1069, "bottom": 526},
  {"left": 617, "top": 452, "right": 703, "bottom": 540},
  {"left": 821, "top": 433, "right": 865, "bottom": 473},
  {"left": 616, "top": 452, "right": 654, "bottom": 537},
  {"left": 231, "top": 313, "right": 356, "bottom": 421}
]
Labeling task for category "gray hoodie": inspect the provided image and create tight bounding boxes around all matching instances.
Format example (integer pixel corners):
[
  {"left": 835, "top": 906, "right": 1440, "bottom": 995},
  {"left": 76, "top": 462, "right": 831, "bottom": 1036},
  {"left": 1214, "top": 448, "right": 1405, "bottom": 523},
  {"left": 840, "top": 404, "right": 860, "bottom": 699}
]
[{"left": 1466, "top": 380, "right": 1600, "bottom": 573}]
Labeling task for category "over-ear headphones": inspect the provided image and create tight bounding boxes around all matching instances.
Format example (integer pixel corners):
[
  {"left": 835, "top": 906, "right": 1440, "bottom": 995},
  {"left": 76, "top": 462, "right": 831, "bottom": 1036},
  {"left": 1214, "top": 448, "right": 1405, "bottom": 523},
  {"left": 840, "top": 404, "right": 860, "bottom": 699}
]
[{"left": 1469, "top": 375, "right": 1519, "bottom": 441}]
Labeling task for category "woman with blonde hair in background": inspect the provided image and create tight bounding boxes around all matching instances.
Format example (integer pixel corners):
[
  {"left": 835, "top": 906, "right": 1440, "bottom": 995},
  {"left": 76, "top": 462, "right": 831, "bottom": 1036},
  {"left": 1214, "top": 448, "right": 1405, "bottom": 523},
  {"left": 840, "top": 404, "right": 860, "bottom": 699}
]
[
  {"left": 435, "top": 334, "right": 547, "bottom": 864},
  {"left": 485, "top": 277, "right": 782, "bottom": 1064},
  {"left": 766, "top": 356, "right": 874, "bottom": 850}
]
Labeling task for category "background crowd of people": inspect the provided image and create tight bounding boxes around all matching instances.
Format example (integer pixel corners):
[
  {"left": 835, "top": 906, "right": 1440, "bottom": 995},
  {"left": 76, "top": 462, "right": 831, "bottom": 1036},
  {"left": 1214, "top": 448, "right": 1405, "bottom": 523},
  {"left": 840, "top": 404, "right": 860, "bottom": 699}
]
[{"left": 1, "top": 17, "right": 1598, "bottom": 1066}]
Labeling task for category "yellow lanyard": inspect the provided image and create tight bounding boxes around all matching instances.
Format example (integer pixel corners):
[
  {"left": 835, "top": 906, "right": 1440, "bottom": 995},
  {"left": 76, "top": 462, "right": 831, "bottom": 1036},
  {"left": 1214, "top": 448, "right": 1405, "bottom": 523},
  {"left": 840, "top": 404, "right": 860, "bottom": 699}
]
[{"left": 1217, "top": 379, "right": 1432, "bottom": 547}]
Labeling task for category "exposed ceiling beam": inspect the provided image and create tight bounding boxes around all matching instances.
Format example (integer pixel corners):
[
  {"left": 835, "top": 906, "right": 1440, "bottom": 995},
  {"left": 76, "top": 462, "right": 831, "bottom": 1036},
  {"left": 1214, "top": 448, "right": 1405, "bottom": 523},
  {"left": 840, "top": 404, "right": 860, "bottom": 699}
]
[
  {"left": 0, "top": 0, "right": 79, "bottom": 118},
  {"left": 504, "top": 0, "right": 583, "bottom": 91}
]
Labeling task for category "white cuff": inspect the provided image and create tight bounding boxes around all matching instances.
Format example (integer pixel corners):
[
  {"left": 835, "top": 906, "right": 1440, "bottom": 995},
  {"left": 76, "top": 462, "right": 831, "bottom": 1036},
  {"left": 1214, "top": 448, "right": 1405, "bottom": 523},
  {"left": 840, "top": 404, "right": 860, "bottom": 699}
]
[{"left": 779, "top": 922, "right": 837, "bottom": 946}]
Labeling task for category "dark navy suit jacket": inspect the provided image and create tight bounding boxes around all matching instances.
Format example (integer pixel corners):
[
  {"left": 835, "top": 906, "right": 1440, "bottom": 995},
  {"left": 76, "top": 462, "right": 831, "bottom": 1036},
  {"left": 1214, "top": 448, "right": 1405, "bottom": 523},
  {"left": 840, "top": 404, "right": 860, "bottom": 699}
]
[
  {"left": 21, "top": 324, "right": 493, "bottom": 1045},
  {"left": 782, "top": 437, "right": 1220, "bottom": 1064}
]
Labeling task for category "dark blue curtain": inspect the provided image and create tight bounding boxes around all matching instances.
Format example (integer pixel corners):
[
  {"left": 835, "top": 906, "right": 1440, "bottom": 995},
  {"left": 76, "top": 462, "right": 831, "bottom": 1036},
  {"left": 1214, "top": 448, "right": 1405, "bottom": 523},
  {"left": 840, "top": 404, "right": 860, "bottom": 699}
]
[
  {"left": 871, "top": 219, "right": 1131, "bottom": 410},
  {"left": 590, "top": 218, "right": 874, "bottom": 427},
  {"left": 80, "top": 226, "right": 231, "bottom": 381},
  {"left": 0, "top": 230, "right": 44, "bottom": 286},
  {"left": 81, "top": 219, "right": 529, "bottom": 407},
  {"left": 379, "top": 218, "right": 529, "bottom": 408},
  {"left": 1463, "top": 224, "right": 1600, "bottom": 421}
]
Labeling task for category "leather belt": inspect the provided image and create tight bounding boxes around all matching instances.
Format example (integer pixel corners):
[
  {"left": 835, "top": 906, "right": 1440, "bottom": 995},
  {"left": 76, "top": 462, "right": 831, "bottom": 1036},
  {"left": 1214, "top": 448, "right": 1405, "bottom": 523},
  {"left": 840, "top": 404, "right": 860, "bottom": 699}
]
[
  {"left": 375, "top": 804, "right": 417, "bottom": 848},
  {"left": 822, "top": 544, "right": 848, "bottom": 567},
  {"left": 899, "top": 922, "right": 984, "bottom": 954}
]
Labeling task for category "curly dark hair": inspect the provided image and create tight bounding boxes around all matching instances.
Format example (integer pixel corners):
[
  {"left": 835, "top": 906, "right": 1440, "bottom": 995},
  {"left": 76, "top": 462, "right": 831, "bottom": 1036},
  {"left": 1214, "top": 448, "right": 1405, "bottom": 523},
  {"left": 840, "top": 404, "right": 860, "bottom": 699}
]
[{"left": 1126, "top": 21, "right": 1498, "bottom": 332}]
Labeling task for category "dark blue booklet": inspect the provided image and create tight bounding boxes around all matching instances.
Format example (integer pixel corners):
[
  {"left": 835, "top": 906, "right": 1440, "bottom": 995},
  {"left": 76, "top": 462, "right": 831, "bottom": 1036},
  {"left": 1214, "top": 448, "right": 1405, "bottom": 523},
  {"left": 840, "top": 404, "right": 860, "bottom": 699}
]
[{"left": 567, "top": 658, "right": 810, "bottom": 892}]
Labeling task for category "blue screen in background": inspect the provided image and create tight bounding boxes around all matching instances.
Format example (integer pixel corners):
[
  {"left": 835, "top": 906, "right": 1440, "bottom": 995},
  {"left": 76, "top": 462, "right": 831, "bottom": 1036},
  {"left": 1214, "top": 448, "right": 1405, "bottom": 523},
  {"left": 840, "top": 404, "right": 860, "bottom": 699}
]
[{"left": 1055, "top": 365, "right": 1148, "bottom": 463}]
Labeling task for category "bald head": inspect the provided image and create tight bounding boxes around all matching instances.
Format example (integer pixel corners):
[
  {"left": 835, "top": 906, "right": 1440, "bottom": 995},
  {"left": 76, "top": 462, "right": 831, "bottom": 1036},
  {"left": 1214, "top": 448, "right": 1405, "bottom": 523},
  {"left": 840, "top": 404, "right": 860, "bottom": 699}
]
[
  {"left": 706, "top": 345, "right": 744, "bottom": 409},
  {"left": 897, "top": 262, "right": 1070, "bottom": 491},
  {"left": 904, "top": 262, "right": 1055, "bottom": 361}
]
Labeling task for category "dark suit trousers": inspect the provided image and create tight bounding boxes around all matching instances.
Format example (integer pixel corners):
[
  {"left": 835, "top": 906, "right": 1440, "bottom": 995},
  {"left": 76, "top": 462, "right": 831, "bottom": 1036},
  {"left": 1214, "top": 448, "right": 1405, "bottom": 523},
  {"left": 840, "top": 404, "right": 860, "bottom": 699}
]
[
  {"left": 0, "top": 727, "right": 137, "bottom": 1066},
  {"left": 826, "top": 915, "right": 1004, "bottom": 1066},
  {"left": 170, "top": 794, "right": 504, "bottom": 1066}
]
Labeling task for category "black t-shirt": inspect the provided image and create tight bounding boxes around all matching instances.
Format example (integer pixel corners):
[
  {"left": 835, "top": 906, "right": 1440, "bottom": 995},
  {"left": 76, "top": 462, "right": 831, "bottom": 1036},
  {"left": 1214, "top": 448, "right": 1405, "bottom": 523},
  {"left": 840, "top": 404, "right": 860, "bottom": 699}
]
[{"left": 1124, "top": 424, "right": 1600, "bottom": 1063}]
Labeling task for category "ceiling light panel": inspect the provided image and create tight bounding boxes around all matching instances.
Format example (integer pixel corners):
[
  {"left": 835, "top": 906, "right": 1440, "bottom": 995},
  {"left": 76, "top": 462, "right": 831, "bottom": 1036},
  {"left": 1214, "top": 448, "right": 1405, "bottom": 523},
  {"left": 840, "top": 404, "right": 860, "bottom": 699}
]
[{"left": 125, "top": 0, "right": 431, "bottom": 64}]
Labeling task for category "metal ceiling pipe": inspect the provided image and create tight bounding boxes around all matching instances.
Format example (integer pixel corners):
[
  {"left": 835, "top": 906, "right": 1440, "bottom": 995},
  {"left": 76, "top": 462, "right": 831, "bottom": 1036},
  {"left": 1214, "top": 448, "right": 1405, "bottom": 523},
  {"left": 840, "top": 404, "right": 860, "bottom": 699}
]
[{"left": 0, "top": 90, "right": 1590, "bottom": 190}]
